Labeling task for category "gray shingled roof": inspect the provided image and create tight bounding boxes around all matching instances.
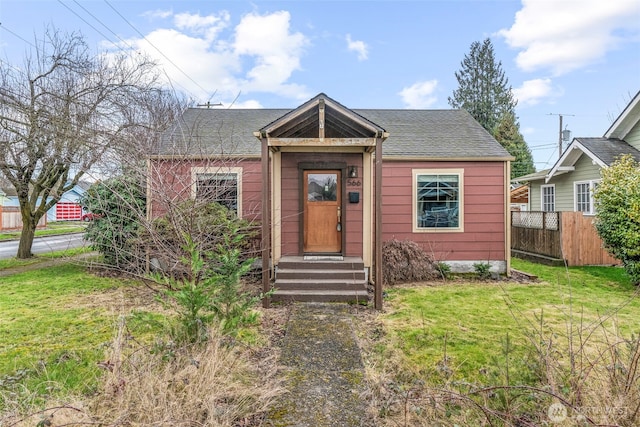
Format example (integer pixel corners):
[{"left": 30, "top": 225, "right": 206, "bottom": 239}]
[
  {"left": 576, "top": 137, "right": 640, "bottom": 165},
  {"left": 156, "top": 107, "right": 511, "bottom": 159}
]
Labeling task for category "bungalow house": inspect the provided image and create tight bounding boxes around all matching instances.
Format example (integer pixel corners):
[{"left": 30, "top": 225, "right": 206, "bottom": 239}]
[
  {"left": 512, "top": 90, "right": 640, "bottom": 265},
  {"left": 148, "top": 93, "right": 513, "bottom": 308}
]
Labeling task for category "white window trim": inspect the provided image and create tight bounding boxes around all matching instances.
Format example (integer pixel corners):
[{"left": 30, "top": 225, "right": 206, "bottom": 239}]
[
  {"left": 541, "top": 184, "right": 555, "bottom": 212},
  {"left": 573, "top": 179, "right": 600, "bottom": 216},
  {"left": 191, "top": 166, "right": 243, "bottom": 217},
  {"left": 412, "top": 168, "right": 464, "bottom": 233}
]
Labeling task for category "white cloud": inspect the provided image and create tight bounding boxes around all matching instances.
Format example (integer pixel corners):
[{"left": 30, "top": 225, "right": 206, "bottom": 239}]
[
  {"left": 513, "top": 78, "right": 554, "bottom": 106},
  {"left": 398, "top": 80, "right": 438, "bottom": 109},
  {"left": 345, "top": 34, "right": 368, "bottom": 61},
  {"left": 497, "top": 0, "right": 640, "bottom": 75},
  {"left": 228, "top": 99, "right": 263, "bottom": 109},
  {"left": 127, "top": 28, "right": 241, "bottom": 98},
  {"left": 142, "top": 9, "right": 173, "bottom": 20},
  {"left": 233, "top": 11, "right": 310, "bottom": 99},
  {"left": 126, "top": 9, "right": 310, "bottom": 103},
  {"left": 174, "top": 11, "right": 230, "bottom": 40}
]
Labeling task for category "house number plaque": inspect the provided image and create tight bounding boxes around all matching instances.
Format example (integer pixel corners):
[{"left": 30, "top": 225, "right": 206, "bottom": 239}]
[{"left": 347, "top": 179, "right": 361, "bottom": 187}]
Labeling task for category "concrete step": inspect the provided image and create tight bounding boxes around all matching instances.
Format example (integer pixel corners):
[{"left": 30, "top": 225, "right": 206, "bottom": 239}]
[
  {"left": 278, "top": 256, "right": 364, "bottom": 271},
  {"left": 276, "top": 268, "right": 366, "bottom": 281},
  {"left": 271, "top": 289, "right": 369, "bottom": 303},
  {"left": 274, "top": 278, "right": 366, "bottom": 291}
]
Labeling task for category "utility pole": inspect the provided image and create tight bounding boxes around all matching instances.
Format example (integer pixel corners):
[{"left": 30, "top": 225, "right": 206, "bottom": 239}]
[{"left": 548, "top": 113, "right": 574, "bottom": 158}]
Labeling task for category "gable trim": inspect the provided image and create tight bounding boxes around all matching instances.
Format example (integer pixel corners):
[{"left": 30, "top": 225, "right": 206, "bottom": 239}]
[
  {"left": 546, "top": 139, "right": 606, "bottom": 183},
  {"left": 604, "top": 90, "right": 640, "bottom": 139},
  {"left": 259, "top": 93, "right": 386, "bottom": 140}
]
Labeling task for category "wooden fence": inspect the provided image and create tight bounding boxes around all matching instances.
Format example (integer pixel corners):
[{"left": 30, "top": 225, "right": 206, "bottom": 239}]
[
  {"left": 511, "top": 211, "right": 619, "bottom": 266},
  {"left": 0, "top": 206, "right": 47, "bottom": 231}
]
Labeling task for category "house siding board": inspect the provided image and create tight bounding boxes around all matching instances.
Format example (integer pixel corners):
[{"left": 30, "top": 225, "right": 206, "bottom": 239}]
[
  {"left": 529, "top": 185, "right": 542, "bottom": 211},
  {"left": 280, "top": 151, "right": 364, "bottom": 257},
  {"left": 149, "top": 158, "right": 262, "bottom": 220},
  {"left": 540, "top": 154, "right": 601, "bottom": 212},
  {"left": 380, "top": 160, "right": 506, "bottom": 262},
  {"left": 625, "top": 120, "right": 640, "bottom": 150}
]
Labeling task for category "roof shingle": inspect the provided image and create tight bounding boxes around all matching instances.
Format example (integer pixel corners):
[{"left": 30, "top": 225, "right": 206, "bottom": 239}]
[{"left": 156, "top": 106, "right": 511, "bottom": 160}]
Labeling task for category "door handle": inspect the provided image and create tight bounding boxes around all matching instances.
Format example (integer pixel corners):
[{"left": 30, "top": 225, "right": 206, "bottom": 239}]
[{"left": 337, "top": 206, "right": 342, "bottom": 231}]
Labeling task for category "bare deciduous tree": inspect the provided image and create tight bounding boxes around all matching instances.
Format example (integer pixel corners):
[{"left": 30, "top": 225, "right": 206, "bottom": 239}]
[{"left": 0, "top": 27, "right": 164, "bottom": 258}]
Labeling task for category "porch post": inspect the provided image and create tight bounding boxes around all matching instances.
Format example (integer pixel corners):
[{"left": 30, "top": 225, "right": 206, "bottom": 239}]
[
  {"left": 374, "top": 136, "right": 383, "bottom": 310},
  {"left": 261, "top": 136, "right": 271, "bottom": 308}
]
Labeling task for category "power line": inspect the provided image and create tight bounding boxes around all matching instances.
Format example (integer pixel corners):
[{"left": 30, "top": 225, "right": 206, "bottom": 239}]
[
  {"left": 55, "top": 0, "right": 116, "bottom": 47},
  {"left": 0, "top": 23, "right": 37, "bottom": 48},
  {"left": 70, "top": 0, "right": 135, "bottom": 50},
  {"left": 58, "top": 0, "right": 201, "bottom": 101},
  {"left": 103, "top": 0, "right": 212, "bottom": 98}
]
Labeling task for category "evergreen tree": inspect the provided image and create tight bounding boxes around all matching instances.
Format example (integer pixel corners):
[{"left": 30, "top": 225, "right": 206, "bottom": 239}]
[
  {"left": 448, "top": 38, "right": 517, "bottom": 134},
  {"left": 493, "top": 113, "right": 536, "bottom": 179}
]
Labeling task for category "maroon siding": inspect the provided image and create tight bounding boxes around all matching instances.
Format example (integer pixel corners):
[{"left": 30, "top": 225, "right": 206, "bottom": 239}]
[
  {"left": 380, "top": 160, "right": 507, "bottom": 262},
  {"left": 280, "top": 152, "right": 363, "bottom": 257},
  {"left": 149, "top": 158, "right": 262, "bottom": 221}
]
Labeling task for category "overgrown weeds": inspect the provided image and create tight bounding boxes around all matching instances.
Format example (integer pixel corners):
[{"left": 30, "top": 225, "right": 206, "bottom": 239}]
[
  {"left": 363, "top": 261, "right": 640, "bottom": 426},
  {"left": 1, "top": 317, "right": 281, "bottom": 427}
]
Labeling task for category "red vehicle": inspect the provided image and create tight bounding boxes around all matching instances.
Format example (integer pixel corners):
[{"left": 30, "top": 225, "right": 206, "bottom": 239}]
[{"left": 81, "top": 212, "right": 102, "bottom": 222}]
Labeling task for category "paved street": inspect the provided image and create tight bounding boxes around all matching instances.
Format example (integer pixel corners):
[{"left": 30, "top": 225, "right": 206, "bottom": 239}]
[{"left": 0, "top": 233, "right": 87, "bottom": 259}]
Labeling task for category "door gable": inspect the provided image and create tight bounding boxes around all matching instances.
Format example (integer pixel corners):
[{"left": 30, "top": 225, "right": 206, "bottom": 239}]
[{"left": 259, "top": 93, "right": 386, "bottom": 140}]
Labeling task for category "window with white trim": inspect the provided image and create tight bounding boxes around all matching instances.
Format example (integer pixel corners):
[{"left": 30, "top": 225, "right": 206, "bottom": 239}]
[
  {"left": 413, "top": 169, "right": 463, "bottom": 232},
  {"left": 192, "top": 167, "right": 242, "bottom": 216},
  {"left": 574, "top": 180, "right": 599, "bottom": 215},
  {"left": 541, "top": 185, "right": 555, "bottom": 212}
]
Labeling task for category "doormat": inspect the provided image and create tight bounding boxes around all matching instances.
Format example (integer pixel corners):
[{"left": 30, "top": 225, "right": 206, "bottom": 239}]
[{"left": 304, "top": 255, "right": 344, "bottom": 261}]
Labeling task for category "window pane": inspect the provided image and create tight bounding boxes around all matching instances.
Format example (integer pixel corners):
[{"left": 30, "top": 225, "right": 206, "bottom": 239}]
[
  {"left": 542, "top": 186, "right": 555, "bottom": 212},
  {"left": 307, "top": 173, "right": 337, "bottom": 202},
  {"left": 196, "top": 173, "right": 238, "bottom": 213},
  {"left": 576, "top": 183, "right": 590, "bottom": 212},
  {"left": 417, "top": 174, "right": 459, "bottom": 228}
]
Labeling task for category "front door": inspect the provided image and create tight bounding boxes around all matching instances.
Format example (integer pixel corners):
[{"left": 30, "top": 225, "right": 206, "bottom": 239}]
[{"left": 303, "top": 170, "right": 342, "bottom": 253}]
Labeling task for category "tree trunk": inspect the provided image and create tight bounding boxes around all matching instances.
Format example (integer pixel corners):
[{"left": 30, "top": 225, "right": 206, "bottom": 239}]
[{"left": 17, "top": 210, "right": 38, "bottom": 259}]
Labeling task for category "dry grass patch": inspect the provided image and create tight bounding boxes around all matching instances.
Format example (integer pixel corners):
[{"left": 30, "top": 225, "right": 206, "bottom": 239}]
[
  {"left": 358, "top": 262, "right": 640, "bottom": 426},
  {"left": 2, "top": 318, "right": 283, "bottom": 427}
]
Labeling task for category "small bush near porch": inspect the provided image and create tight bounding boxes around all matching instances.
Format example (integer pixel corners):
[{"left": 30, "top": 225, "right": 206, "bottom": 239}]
[{"left": 363, "top": 259, "right": 640, "bottom": 426}]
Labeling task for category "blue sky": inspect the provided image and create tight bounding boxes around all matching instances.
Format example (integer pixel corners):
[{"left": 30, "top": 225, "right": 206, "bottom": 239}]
[{"left": 1, "top": 0, "right": 639, "bottom": 171}]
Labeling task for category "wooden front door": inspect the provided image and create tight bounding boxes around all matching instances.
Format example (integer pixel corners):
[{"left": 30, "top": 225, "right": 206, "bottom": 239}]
[{"left": 303, "top": 170, "right": 342, "bottom": 253}]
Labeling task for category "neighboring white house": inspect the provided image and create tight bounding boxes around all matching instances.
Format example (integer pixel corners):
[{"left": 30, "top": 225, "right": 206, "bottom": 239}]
[{"left": 513, "top": 91, "right": 640, "bottom": 214}]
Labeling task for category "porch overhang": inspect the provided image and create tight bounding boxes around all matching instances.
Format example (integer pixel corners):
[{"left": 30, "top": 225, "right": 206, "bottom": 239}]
[{"left": 257, "top": 93, "right": 387, "bottom": 309}]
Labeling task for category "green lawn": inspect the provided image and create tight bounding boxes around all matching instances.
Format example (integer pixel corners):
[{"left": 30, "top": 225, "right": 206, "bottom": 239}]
[
  {"left": 0, "top": 263, "right": 159, "bottom": 406},
  {"left": 380, "top": 258, "right": 640, "bottom": 384},
  {"left": 0, "top": 221, "right": 86, "bottom": 241}
]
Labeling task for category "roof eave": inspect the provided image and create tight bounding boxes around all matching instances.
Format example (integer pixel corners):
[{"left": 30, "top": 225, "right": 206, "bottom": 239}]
[
  {"left": 545, "top": 139, "right": 606, "bottom": 183},
  {"left": 604, "top": 90, "right": 640, "bottom": 139}
]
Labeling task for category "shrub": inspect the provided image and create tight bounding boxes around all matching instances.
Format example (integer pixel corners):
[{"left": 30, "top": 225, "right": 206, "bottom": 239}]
[
  {"left": 382, "top": 239, "right": 439, "bottom": 285},
  {"left": 437, "top": 262, "right": 452, "bottom": 280},
  {"left": 139, "top": 201, "right": 264, "bottom": 341},
  {"left": 80, "top": 175, "right": 146, "bottom": 269},
  {"left": 473, "top": 261, "right": 492, "bottom": 280},
  {"left": 594, "top": 154, "right": 640, "bottom": 285},
  {"left": 137, "top": 200, "right": 258, "bottom": 279}
]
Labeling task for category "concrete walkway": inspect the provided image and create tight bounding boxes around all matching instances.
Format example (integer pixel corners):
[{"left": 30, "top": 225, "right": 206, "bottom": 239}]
[{"left": 268, "top": 303, "right": 373, "bottom": 426}]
